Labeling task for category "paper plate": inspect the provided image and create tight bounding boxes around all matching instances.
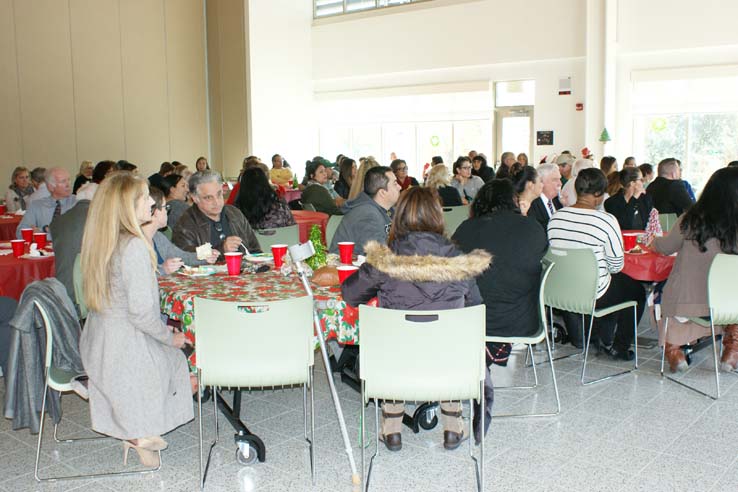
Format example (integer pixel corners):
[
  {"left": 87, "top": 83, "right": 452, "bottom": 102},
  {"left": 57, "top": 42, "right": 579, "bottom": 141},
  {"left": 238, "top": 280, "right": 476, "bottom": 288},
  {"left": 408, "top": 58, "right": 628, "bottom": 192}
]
[
  {"left": 244, "top": 253, "right": 274, "bottom": 264},
  {"left": 178, "top": 266, "right": 217, "bottom": 276}
]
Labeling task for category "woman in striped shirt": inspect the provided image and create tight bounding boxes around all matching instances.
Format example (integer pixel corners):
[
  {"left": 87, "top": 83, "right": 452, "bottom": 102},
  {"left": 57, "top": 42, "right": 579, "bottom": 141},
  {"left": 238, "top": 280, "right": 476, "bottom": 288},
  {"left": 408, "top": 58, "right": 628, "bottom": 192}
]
[{"left": 547, "top": 168, "right": 645, "bottom": 361}]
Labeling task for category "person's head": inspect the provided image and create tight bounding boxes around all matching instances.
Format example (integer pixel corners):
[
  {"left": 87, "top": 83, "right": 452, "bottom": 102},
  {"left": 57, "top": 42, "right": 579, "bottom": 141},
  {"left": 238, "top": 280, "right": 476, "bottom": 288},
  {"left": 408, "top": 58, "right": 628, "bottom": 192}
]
[
  {"left": 472, "top": 179, "right": 517, "bottom": 218},
  {"left": 512, "top": 165, "right": 543, "bottom": 200},
  {"left": 92, "top": 160, "right": 115, "bottom": 184},
  {"left": 468, "top": 150, "right": 477, "bottom": 161},
  {"left": 147, "top": 185, "right": 169, "bottom": 230},
  {"left": 335, "top": 154, "right": 345, "bottom": 166},
  {"left": 681, "top": 167, "right": 738, "bottom": 254},
  {"left": 81, "top": 172, "right": 155, "bottom": 312},
  {"left": 600, "top": 156, "right": 618, "bottom": 175},
  {"left": 388, "top": 187, "right": 445, "bottom": 244},
  {"left": 306, "top": 161, "right": 328, "bottom": 185},
  {"left": 271, "top": 154, "right": 283, "bottom": 169},
  {"left": 195, "top": 156, "right": 209, "bottom": 172},
  {"left": 30, "top": 167, "right": 46, "bottom": 187},
  {"left": 242, "top": 155, "right": 262, "bottom": 171},
  {"left": 556, "top": 154, "right": 575, "bottom": 178},
  {"left": 472, "top": 155, "right": 487, "bottom": 171},
  {"left": 159, "top": 161, "right": 175, "bottom": 177},
  {"left": 574, "top": 168, "right": 608, "bottom": 205},
  {"left": 431, "top": 156, "right": 444, "bottom": 166},
  {"left": 364, "top": 166, "right": 401, "bottom": 210},
  {"left": 160, "top": 174, "right": 187, "bottom": 201},
  {"left": 537, "top": 163, "right": 561, "bottom": 200},
  {"left": 452, "top": 156, "right": 472, "bottom": 177},
  {"left": 189, "top": 171, "right": 225, "bottom": 220},
  {"left": 728, "top": 161, "right": 738, "bottom": 168},
  {"left": 116, "top": 160, "right": 137, "bottom": 173},
  {"left": 500, "top": 152, "right": 516, "bottom": 168},
  {"left": 234, "top": 166, "right": 280, "bottom": 226},
  {"left": 10, "top": 166, "right": 30, "bottom": 190},
  {"left": 390, "top": 159, "right": 409, "bottom": 181},
  {"left": 424, "top": 164, "right": 451, "bottom": 189},
  {"left": 638, "top": 163, "right": 654, "bottom": 184},
  {"left": 623, "top": 156, "right": 637, "bottom": 168},
  {"left": 79, "top": 160, "right": 94, "bottom": 178},
  {"left": 657, "top": 158, "right": 681, "bottom": 179},
  {"left": 174, "top": 163, "right": 188, "bottom": 175},
  {"left": 571, "top": 159, "right": 594, "bottom": 178},
  {"left": 348, "top": 157, "right": 380, "bottom": 200},
  {"left": 46, "top": 167, "right": 71, "bottom": 199},
  {"left": 340, "top": 158, "right": 357, "bottom": 184},
  {"left": 517, "top": 153, "right": 529, "bottom": 166},
  {"left": 619, "top": 167, "right": 644, "bottom": 196}
]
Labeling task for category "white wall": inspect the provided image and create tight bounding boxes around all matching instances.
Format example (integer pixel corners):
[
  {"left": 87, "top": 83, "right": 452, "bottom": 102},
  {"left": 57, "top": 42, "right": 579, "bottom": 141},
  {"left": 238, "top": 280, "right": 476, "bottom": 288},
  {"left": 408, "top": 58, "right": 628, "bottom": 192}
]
[{"left": 248, "top": 0, "right": 316, "bottom": 178}]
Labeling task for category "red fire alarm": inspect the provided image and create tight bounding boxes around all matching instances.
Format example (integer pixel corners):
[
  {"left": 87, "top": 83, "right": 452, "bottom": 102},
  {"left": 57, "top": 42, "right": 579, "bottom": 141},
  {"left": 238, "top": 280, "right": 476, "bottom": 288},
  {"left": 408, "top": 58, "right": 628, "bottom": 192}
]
[{"left": 576, "top": 103, "right": 584, "bottom": 111}]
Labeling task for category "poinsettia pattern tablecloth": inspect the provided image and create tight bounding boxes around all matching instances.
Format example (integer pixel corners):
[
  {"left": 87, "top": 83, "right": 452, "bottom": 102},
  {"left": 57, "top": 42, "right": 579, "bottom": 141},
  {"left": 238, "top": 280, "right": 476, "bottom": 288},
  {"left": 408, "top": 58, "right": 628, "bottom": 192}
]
[{"left": 159, "top": 270, "right": 359, "bottom": 370}]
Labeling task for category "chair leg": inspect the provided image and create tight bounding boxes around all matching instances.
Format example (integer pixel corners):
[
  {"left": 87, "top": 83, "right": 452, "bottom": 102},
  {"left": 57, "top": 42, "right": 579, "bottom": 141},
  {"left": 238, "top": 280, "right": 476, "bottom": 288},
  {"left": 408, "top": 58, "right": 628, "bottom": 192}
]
[
  {"left": 308, "top": 367, "right": 316, "bottom": 483},
  {"left": 497, "top": 344, "right": 540, "bottom": 390},
  {"left": 660, "top": 318, "right": 669, "bottom": 376},
  {"left": 34, "top": 376, "right": 50, "bottom": 482},
  {"left": 52, "top": 395, "right": 107, "bottom": 443},
  {"left": 360, "top": 381, "right": 365, "bottom": 492},
  {"left": 469, "top": 381, "right": 485, "bottom": 492},
  {"left": 198, "top": 371, "right": 204, "bottom": 490},
  {"left": 711, "top": 314, "right": 721, "bottom": 399},
  {"left": 364, "top": 398, "right": 380, "bottom": 492},
  {"left": 581, "top": 309, "right": 635, "bottom": 386},
  {"left": 662, "top": 316, "right": 721, "bottom": 400}
]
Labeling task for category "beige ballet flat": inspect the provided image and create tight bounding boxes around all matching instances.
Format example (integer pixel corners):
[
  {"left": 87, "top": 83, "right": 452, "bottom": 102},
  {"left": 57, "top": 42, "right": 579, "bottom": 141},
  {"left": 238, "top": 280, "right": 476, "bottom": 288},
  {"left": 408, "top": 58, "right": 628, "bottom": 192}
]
[{"left": 123, "top": 441, "right": 160, "bottom": 467}]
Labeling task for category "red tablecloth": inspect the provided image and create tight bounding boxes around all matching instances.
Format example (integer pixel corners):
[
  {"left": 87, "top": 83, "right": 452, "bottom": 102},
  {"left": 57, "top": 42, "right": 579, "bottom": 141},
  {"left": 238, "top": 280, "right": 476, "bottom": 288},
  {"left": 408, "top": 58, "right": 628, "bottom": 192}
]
[
  {"left": 292, "top": 210, "right": 329, "bottom": 242},
  {"left": 283, "top": 189, "right": 302, "bottom": 203},
  {"left": 0, "top": 215, "right": 22, "bottom": 241},
  {"left": 0, "top": 253, "right": 55, "bottom": 300},
  {"left": 622, "top": 248, "right": 675, "bottom": 282}
]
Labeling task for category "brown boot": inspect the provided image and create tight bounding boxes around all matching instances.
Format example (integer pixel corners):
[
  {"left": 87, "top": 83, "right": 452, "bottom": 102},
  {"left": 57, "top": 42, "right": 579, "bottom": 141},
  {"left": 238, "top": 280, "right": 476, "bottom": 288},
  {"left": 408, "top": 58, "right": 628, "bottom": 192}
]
[
  {"left": 665, "top": 343, "right": 688, "bottom": 373},
  {"left": 720, "top": 324, "right": 738, "bottom": 372}
]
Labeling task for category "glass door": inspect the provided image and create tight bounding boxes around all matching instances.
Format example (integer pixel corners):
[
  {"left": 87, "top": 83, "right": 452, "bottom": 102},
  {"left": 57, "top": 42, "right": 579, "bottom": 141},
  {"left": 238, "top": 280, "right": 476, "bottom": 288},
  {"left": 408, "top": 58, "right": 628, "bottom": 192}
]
[{"left": 495, "top": 106, "right": 533, "bottom": 165}]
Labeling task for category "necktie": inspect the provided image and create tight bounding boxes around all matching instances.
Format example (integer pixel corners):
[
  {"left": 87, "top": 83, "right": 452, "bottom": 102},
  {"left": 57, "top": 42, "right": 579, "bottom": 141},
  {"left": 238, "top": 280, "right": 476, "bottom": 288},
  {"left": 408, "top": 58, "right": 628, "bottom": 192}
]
[
  {"left": 53, "top": 200, "right": 61, "bottom": 218},
  {"left": 547, "top": 199, "right": 555, "bottom": 216}
]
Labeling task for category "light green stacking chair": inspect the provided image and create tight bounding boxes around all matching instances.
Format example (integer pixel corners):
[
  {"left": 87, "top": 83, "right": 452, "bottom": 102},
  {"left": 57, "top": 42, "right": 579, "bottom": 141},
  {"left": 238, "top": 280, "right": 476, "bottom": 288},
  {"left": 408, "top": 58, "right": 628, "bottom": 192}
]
[
  {"left": 487, "top": 260, "right": 561, "bottom": 417},
  {"left": 543, "top": 247, "right": 639, "bottom": 385},
  {"left": 194, "top": 296, "right": 315, "bottom": 490},
  {"left": 660, "top": 254, "right": 738, "bottom": 400},
  {"left": 659, "top": 213, "right": 678, "bottom": 233},
  {"left": 33, "top": 301, "right": 161, "bottom": 482},
  {"left": 73, "top": 254, "right": 87, "bottom": 321},
  {"left": 255, "top": 224, "right": 300, "bottom": 251},
  {"left": 358, "top": 304, "right": 486, "bottom": 492},
  {"left": 442, "top": 205, "right": 470, "bottom": 235},
  {"left": 325, "top": 214, "right": 343, "bottom": 248}
]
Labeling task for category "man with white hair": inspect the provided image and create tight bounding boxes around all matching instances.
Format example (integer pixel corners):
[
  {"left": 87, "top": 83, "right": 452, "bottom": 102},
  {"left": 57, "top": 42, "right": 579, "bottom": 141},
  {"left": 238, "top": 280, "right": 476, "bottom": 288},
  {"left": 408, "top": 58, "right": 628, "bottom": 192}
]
[
  {"left": 528, "top": 163, "right": 562, "bottom": 230},
  {"left": 172, "top": 170, "right": 261, "bottom": 257},
  {"left": 646, "top": 158, "right": 694, "bottom": 216},
  {"left": 16, "top": 167, "right": 76, "bottom": 239}
]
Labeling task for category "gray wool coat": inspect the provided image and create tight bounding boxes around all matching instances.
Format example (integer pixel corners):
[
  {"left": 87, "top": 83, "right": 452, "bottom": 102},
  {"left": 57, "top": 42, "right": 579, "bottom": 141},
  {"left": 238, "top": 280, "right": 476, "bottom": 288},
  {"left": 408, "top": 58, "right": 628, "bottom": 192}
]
[{"left": 79, "top": 237, "right": 193, "bottom": 440}]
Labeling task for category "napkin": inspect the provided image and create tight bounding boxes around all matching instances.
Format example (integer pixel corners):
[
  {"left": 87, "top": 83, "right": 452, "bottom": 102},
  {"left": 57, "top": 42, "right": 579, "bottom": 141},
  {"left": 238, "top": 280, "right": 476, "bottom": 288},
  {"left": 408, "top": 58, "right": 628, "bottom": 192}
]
[{"left": 0, "top": 249, "right": 11, "bottom": 256}]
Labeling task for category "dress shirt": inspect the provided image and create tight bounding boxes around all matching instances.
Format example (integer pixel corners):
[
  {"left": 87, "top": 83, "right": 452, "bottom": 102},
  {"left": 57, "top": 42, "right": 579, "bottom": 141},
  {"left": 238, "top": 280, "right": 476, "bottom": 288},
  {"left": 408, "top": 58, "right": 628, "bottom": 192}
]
[{"left": 16, "top": 195, "right": 77, "bottom": 239}]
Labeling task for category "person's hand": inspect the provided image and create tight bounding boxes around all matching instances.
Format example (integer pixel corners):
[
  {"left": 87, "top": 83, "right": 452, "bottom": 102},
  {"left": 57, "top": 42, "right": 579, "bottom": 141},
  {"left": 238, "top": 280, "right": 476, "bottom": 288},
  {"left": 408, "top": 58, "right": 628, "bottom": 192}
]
[
  {"left": 335, "top": 197, "right": 346, "bottom": 207},
  {"left": 204, "top": 251, "right": 219, "bottom": 264},
  {"left": 461, "top": 197, "right": 469, "bottom": 206},
  {"left": 171, "top": 331, "right": 190, "bottom": 349},
  {"left": 223, "top": 236, "right": 242, "bottom": 253},
  {"left": 519, "top": 199, "right": 531, "bottom": 216},
  {"left": 162, "top": 257, "right": 184, "bottom": 275}
]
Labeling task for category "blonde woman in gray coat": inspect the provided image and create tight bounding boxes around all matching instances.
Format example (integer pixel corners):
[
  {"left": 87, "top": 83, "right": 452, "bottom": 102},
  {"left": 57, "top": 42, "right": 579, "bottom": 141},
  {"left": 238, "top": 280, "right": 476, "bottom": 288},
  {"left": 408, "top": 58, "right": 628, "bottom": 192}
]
[{"left": 79, "top": 172, "right": 193, "bottom": 467}]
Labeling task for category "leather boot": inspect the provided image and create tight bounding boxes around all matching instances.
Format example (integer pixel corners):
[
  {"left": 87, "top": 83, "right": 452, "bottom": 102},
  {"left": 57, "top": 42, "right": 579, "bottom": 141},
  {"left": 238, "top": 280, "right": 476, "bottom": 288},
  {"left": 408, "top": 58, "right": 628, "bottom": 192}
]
[
  {"left": 720, "top": 324, "right": 738, "bottom": 372},
  {"left": 665, "top": 343, "right": 688, "bottom": 373}
]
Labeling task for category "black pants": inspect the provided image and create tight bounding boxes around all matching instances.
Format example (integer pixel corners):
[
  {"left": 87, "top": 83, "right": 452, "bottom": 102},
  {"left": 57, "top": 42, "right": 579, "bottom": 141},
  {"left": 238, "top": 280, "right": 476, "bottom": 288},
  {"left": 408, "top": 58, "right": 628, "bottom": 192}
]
[{"left": 591, "top": 273, "right": 646, "bottom": 352}]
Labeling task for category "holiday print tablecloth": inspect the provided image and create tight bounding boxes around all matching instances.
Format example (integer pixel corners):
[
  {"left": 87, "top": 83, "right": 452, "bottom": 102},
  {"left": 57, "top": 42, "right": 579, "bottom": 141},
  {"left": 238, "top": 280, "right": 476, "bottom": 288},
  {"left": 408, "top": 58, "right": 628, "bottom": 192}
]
[{"left": 158, "top": 270, "right": 359, "bottom": 370}]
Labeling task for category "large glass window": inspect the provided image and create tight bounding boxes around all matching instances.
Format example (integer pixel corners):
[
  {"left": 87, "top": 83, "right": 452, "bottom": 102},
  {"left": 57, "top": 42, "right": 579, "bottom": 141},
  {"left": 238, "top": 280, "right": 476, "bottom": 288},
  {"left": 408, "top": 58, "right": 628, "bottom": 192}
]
[{"left": 315, "top": 0, "right": 420, "bottom": 18}]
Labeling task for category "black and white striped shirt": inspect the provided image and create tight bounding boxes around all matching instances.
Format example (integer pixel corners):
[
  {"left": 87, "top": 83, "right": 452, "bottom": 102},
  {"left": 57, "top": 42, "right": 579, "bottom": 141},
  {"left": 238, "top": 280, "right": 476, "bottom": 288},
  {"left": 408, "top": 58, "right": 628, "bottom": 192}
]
[{"left": 547, "top": 207, "right": 624, "bottom": 298}]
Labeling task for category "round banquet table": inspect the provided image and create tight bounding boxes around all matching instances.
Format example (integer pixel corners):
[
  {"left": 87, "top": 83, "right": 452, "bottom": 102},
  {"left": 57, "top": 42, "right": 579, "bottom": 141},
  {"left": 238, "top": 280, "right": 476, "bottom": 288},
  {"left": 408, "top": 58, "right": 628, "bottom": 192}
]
[
  {"left": 622, "top": 247, "right": 675, "bottom": 282},
  {"left": 0, "top": 215, "right": 22, "bottom": 241},
  {"left": 291, "top": 210, "right": 329, "bottom": 243},
  {"left": 159, "top": 269, "right": 359, "bottom": 371},
  {"left": 0, "top": 252, "right": 56, "bottom": 299}
]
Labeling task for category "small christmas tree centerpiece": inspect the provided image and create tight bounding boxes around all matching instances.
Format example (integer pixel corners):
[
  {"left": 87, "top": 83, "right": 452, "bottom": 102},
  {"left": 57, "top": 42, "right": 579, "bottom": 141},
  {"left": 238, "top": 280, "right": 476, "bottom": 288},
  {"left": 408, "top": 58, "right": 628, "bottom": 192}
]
[{"left": 305, "top": 224, "right": 327, "bottom": 270}]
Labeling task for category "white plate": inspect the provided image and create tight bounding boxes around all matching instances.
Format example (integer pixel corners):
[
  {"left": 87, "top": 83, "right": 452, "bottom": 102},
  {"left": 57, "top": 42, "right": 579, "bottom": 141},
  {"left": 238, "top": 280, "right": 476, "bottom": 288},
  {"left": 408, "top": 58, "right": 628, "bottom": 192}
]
[
  {"left": 178, "top": 266, "right": 217, "bottom": 276},
  {"left": 21, "top": 253, "right": 54, "bottom": 260},
  {"left": 244, "top": 254, "right": 273, "bottom": 264},
  {"left": 0, "top": 242, "right": 10, "bottom": 248}
]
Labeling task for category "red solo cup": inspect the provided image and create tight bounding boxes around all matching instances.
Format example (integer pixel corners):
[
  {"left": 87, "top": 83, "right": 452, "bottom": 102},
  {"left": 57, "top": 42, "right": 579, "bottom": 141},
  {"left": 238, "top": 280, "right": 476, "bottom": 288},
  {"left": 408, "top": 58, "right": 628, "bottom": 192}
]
[
  {"left": 271, "top": 244, "right": 288, "bottom": 268},
  {"left": 224, "top": 252, "right": 243, "bottom": 275},
  {"left": 623, "top": 233, "right": 638, "bottom": 251},
  {"left": 337, "top": 265, "right": 359, "bottom": 284},
  {"left": 20, "top": 228, "right": 33, "bottom": 243},
  {"left": 337, "top": 242, "right": 355, "bottom": 265},
  {"left": 33, "top": 233, "right": 47, "bottom": 249},
  {"left": 11, "top": 239, "right": 24, "bottom": 258},
  {"left": 0, "top": 204, "right": 6, "bottom": 214}
]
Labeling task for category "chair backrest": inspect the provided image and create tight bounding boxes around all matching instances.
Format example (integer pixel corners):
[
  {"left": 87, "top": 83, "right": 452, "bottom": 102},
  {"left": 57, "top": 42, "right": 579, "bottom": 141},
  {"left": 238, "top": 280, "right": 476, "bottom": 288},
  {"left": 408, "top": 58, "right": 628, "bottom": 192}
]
[
  {"left": 659, "top": 213, "right": 677, "bottom": 233},
  {"left": 542, "top": 247, "right": 598, "bottom": 315},
  {"left": 359, "top": 304, "right": 485, "bottom": 403},
  {"left": 255, "top": 224, "right": 300, "bottom": 251},
  {"left": 73, "top": 254, "right": 87, "bottom": 319},
  {"left": 302, "top": 202, "right": 317, "bottom": 212},
  {"left": 161, "top": 227, "right": 173, "bottom": 241},
  {"left": 33, "top": 300, "right": 53, "bottom": 370},
  {"left": 325, "top": 215, "right": 343, "bottom": 248},
  {"left": 194, "top": 295, "right": 314, "bottom": 387},
  {"left": 442, "top": 206, "right": 470, "bottom": 235},
  {"left": 707, "top": 253, "right": 738, "bottom": 325}
]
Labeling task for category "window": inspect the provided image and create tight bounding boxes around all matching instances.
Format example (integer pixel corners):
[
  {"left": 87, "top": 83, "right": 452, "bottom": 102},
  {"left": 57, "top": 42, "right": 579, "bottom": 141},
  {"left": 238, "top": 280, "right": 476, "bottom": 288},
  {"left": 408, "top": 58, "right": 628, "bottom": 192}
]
[
  {"left": 495, "top": 80, "right": 535, "bottom": 107},
  {"left": 315, "top": 0, "right": 421, "bottom": 18}
]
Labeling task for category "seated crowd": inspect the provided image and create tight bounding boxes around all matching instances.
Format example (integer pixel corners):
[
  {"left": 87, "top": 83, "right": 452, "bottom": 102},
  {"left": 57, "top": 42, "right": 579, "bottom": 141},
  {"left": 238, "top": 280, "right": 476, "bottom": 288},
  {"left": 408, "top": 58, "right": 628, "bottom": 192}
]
[{"left": 2, "top": 146, "right": 737, "bottom": 469}]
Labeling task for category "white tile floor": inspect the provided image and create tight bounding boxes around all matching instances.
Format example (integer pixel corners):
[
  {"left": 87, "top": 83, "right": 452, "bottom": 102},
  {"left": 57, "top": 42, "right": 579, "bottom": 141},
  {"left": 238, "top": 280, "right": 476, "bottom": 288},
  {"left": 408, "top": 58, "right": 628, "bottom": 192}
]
[{"left": 2, "top": 320, "right": 738, "bottom": 492}]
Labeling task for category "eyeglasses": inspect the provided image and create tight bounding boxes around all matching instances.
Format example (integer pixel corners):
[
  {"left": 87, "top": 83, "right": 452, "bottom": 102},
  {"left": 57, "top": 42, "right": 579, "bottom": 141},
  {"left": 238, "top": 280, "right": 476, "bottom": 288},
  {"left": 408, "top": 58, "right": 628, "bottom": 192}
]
[
  {"left": 214, "top": 222, "right": 226, "bottom": 241},
  {"left": 150, "top": 203, "right": 171, "bottom": 213}
]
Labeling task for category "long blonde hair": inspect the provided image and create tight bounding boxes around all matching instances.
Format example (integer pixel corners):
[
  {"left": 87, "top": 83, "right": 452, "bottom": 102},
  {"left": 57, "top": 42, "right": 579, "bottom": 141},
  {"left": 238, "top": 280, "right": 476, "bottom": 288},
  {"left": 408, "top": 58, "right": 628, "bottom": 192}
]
[
  {"left": 348, "top": 156, "right": 379, "bottom": 200},
  {"left": 81, "top": 173, "right": 156, "bottom": 312}
]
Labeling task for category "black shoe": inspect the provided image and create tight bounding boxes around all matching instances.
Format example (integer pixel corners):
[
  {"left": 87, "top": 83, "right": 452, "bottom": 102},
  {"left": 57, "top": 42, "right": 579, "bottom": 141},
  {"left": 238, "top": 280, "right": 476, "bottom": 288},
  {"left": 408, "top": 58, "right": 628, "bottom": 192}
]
[
  {"left": 606, "top": 347, "right": 635, "bottom": 361},
  {"left": 380, "top": 433, "right": 402, "bottom": 452},
  {"left": 443, "top": 431, "right": 468, "bottom": 451}
]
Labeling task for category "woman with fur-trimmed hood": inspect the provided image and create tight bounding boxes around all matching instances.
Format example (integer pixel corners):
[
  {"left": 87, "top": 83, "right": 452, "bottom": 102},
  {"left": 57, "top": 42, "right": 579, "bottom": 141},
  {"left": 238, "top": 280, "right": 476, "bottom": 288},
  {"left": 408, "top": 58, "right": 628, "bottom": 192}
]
[{"left": 341, "top": 187, "right": 491, "bottom": 453}]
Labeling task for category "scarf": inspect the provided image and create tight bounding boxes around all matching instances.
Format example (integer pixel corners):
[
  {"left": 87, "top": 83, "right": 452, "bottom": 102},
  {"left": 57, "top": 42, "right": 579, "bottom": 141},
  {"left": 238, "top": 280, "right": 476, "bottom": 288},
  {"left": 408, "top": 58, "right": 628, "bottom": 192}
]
[{"left": 9, "top": 185, "right": 34, "bottom": 211}]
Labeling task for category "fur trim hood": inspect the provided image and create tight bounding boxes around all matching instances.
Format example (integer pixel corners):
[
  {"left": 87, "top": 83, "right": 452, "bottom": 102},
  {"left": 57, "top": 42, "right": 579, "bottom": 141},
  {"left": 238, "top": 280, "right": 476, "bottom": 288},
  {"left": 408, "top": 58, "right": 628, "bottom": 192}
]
[{"left": 364, "top": 238, "right": 491, "bottom": 283}]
